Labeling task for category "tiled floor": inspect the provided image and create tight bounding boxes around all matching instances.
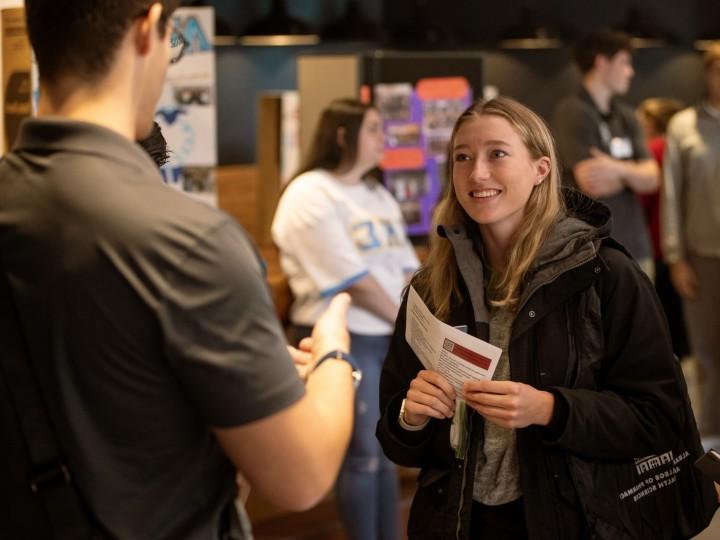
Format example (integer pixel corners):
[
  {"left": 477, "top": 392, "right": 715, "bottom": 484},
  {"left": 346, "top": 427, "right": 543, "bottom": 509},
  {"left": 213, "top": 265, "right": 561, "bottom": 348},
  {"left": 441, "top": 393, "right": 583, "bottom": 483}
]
[{"left": 250, "top": 357, "right": 720, "bottom": 539}]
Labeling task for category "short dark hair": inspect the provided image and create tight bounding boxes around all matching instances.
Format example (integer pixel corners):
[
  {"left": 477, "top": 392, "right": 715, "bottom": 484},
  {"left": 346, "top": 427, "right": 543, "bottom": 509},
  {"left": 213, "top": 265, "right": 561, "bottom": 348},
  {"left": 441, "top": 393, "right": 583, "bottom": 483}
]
[
  {"left": 293, "top": 98, "right": 373, "bottom": 180},
  {"left": 137, "top": 122, "right": 171, "bottom": 167},
  {"left": 574, "top": 30, "right": 632, "bottom": 74},
  {"left": 26, "top": 0, "right": 181, "bottom": 84}
]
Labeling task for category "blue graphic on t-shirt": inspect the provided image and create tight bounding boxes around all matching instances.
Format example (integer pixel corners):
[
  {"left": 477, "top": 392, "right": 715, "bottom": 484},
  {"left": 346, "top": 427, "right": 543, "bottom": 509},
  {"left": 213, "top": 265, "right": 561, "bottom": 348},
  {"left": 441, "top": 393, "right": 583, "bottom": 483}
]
[
  {"left": 352, "top": 221, "right": 381, "bottom": 251},
  {"left": 380, "top": 219, "right": 405, "bottom": 247}
]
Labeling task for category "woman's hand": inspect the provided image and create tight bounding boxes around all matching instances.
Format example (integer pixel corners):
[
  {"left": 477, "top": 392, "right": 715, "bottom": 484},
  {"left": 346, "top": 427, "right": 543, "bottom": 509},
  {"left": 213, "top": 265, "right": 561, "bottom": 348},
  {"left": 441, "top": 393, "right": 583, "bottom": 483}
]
[
  {"left": 403, "top": 370, "right": 456, "bottom": 426},
  {"left": 463, "top": 380, "right": 554, "bottom": 429}
]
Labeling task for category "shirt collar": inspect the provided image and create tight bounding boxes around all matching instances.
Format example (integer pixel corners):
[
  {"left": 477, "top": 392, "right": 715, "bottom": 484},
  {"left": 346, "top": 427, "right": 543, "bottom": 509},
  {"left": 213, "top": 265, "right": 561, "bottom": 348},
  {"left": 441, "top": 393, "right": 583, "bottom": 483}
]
[
  {"left": 578, "top": 86, "right": 616, "bottom": 117},
  {"left": 13, "top": 117, "right": 160, "bottom": 176}
]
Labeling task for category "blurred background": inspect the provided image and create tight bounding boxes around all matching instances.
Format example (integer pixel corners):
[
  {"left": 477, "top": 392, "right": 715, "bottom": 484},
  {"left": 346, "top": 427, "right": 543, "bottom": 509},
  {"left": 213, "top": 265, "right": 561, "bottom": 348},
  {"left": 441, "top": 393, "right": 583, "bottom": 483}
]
[{"left": 199, "top": 0, "right": 720, "bottom": 164}]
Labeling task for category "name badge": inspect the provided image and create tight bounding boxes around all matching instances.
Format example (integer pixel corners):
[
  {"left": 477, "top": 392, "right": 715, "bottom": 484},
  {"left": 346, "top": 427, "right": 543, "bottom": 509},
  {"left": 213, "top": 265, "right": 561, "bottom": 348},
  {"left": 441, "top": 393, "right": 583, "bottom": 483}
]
[{"left": 609, "top": 137, "right": 634, "bottom": 160}]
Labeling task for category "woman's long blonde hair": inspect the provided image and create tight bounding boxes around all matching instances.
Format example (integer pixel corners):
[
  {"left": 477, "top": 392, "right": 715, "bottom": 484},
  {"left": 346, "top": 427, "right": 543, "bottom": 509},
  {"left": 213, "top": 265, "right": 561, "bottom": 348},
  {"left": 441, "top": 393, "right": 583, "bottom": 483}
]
[{"left": 414, "top": 96, "right": 565, "bottom": 319}]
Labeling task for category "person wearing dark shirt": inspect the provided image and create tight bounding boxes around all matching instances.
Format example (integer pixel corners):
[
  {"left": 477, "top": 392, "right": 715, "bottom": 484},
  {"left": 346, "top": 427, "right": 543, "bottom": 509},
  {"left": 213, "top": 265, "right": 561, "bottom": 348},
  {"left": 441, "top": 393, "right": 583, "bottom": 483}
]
[
  {"left": 0, "top": 2, "right": 357, "bottom": 538},
  {"left": 553, "top": 30, "right": 660, "bottom": 279}
]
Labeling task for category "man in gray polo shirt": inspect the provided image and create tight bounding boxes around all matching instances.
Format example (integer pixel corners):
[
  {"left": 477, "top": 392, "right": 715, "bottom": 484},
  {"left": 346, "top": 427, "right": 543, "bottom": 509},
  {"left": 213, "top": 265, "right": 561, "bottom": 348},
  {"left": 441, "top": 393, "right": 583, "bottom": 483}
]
[
  {"left": 553, "top": 30, "right": 660, "bottom": 278},
  {"left": 0, "top": 1, "right": 357, "bottom": 538}
]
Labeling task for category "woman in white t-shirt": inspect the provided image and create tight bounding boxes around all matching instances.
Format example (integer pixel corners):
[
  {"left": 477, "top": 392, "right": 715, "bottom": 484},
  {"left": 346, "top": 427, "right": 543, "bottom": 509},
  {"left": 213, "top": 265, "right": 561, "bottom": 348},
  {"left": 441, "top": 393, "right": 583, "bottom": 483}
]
[{"left": 272, "top": 98, "right": 419, "bottom": 540}]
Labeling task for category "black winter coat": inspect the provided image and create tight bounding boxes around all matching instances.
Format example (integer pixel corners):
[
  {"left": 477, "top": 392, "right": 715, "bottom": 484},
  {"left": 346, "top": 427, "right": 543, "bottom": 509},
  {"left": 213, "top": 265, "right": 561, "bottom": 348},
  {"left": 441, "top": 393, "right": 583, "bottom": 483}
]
[{"left": 377, "top": 196, "right": 696, "bottom": 539}]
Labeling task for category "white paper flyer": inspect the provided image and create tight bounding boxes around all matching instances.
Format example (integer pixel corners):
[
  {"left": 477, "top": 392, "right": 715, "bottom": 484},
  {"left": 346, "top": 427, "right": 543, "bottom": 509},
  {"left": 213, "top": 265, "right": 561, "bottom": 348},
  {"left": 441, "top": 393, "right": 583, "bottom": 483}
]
[{"left": 405, "top": 285, "right": 502, "bottom": 393}]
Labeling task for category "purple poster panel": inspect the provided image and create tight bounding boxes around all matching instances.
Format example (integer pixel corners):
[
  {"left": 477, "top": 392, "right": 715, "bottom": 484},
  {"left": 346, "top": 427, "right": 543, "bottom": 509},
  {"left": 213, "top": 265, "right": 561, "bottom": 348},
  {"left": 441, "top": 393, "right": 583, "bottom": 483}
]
[{"left": 376, "top": 77, "right": 472, "bottom": 236}]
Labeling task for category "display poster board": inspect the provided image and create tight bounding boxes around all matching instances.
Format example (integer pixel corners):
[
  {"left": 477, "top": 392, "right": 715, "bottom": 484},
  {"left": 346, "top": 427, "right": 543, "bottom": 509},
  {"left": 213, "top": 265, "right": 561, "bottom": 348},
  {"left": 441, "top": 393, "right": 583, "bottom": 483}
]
[
  {"left": 155, "top": 7, "right": 217, "bottom": 206},
  {"left": 364, "top": 51, "right": 483, "bottom": 236},
  {"left": 376, "top": 77, "right": 471, "bottom": 236},
  {"left": 1, "top": 6, "right": 31, "bottom": 154}
]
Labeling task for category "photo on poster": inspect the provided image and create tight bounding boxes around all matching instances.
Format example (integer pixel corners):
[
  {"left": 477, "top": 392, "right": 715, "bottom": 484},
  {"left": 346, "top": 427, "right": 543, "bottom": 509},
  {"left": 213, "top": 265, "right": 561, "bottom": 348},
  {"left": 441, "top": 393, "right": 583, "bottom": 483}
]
[
  {"left": 426, "top": 133, "right": 453, "bottom": 157},
  {"left": 174, "top": 85, "right": 212, "bottom": 106},
  {"left": 386, "top": 169, "right": 429, "bottom": 202},
  {"left": 422, "top": 98, "right": 467, "bottom": 131},
  {"left": 386, "top": 123, "right": 421, "bottom": 148},
  {"left": 375, "top": 83, "right": 413, "bottom": 121},
  {"left": 182, "top": 166, "right": 215, "bottom": 194}
]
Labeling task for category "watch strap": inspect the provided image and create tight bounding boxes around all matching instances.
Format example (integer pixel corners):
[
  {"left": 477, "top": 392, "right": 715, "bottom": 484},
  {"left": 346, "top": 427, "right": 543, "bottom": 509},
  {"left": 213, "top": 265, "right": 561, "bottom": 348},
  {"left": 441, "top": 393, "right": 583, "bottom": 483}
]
[{"left": 311, "top": 350, "right": 362, "bottom": 388}]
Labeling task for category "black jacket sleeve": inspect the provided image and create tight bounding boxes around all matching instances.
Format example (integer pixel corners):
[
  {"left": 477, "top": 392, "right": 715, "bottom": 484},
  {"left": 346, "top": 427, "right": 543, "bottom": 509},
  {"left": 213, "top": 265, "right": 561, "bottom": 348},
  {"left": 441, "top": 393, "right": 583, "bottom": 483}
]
[
  {"left": 376, "top": 291, "right": 454, "bottom": 469},
  {"left": 543, "top": 245, "right": 683, "bottom": 459}
]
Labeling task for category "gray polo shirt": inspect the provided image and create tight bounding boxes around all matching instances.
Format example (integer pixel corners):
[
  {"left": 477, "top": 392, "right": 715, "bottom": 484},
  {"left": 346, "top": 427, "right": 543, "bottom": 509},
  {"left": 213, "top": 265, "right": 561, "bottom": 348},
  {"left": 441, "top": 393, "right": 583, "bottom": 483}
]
[
  {"left": 552, "top": 88, "right": 652, "bottom": 261},
  {"left": 0, "top": 118, "right": 305, "bottom": 539},
  {"left": 662, "top": 103, "right": 720, "bottom": 263}
]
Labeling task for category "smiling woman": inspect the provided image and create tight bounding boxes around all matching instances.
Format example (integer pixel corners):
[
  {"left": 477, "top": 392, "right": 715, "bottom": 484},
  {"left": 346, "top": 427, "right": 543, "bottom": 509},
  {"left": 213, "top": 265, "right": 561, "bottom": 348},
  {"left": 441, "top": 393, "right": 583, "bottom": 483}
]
[
  {"left": 420, "top": 97, "right": 562, "bottom": 314},
  {"left": 451, "top": 114, "right": 550, "bottom": 274},
  {"left": 376, "top": 96, "right": 717, "bottom": 539}
]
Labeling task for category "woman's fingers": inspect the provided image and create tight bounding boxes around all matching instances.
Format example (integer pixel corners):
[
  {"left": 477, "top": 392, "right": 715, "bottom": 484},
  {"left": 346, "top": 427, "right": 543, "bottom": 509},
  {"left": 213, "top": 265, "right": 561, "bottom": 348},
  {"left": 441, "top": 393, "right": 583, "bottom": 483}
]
[
  {"left": 403, "top": 397, "right": 447, "bottom": 420},
  {"left": 463, "top": 381, "right": 555, "bottom": 428},
  {"left": 404, "top": 370, "right": 456, "bottom": 419},
  {"left": 406, "top": 388, "right": 454, "bottom": 418},
  {"left": 418, "top": 370, "right": 456, "bottom": 400}
]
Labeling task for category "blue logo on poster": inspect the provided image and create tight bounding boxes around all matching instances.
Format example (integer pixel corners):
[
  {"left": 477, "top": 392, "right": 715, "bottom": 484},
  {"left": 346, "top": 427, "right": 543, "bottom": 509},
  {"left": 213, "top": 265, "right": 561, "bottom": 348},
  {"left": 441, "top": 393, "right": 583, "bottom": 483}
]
[
  {"left": 156, "top": 107, "right": 187, "bottom": 125},
  {"left": 174, "top": 15, "right": 212, "bottom": 54}
]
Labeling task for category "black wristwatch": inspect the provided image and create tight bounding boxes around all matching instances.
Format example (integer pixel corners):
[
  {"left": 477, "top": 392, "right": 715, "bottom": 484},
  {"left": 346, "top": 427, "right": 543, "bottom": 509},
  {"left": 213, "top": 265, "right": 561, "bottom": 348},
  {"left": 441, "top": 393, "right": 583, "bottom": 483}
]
[{"left": 312, "top": 350, "right": 362, "bottom": 389}]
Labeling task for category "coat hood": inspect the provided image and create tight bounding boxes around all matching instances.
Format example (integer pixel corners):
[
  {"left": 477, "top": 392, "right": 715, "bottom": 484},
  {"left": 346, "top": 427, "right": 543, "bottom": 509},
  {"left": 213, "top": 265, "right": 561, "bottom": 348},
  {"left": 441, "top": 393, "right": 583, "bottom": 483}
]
[
  {"left": 527, "top": 189, "right": 611, "bottom": 283},
  {"left": 437, "top": 188, "right": 612, "bottom": 315}
]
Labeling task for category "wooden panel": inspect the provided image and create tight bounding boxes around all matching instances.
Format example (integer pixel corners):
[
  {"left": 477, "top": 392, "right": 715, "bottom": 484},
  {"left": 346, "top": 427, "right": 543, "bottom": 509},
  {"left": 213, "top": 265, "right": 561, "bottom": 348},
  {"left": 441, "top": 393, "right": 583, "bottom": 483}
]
[
  {"left": 216, "top": 164, "right": 291, "bottom": 323},
  {"left": 259, "top": 245, "right": 292, "bottom": 327},
  {"left": 216, "top": 164, "right": 259, "bottom": 241},
  {"left": 256, "top": 95, "right": 282, "bottom": 247}
]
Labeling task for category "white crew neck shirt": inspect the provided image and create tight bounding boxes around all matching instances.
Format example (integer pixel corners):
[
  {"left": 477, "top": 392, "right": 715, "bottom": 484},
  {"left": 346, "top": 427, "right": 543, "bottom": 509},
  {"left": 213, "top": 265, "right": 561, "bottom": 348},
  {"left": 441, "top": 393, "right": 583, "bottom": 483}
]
[{"left": 272, "top": 169, "right": 420, "bottom": 334}]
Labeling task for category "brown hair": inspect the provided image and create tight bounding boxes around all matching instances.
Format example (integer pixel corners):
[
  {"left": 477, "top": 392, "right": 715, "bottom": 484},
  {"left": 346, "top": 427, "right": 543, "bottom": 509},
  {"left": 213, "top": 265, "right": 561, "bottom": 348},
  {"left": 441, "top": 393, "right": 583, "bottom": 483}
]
[
  {"left": 26, "top": 0, "right": 180, "bottom": 84},
  {"left": 291, "top": 98, "right": 374, "bottom": 181},
  {"left": 414, "top": 96, "right": 565, "bottom": 318}
]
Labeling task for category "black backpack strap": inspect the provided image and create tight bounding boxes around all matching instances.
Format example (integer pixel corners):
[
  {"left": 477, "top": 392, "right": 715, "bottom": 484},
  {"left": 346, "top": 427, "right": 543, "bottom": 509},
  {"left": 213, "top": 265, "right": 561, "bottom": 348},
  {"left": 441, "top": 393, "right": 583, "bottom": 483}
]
[{"left": 0, "top": 267, "right": 96, "bottom": 539}]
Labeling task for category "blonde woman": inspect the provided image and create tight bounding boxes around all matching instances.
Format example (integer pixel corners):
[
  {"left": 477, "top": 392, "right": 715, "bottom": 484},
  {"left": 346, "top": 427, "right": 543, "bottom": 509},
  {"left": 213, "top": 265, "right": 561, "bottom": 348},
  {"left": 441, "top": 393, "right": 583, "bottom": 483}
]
[{"left": 376, "top": 97, "right": 709, "bottom": 538}]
